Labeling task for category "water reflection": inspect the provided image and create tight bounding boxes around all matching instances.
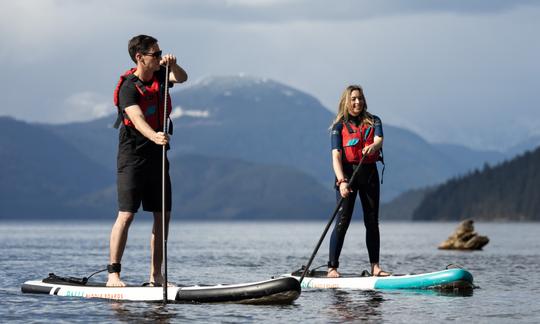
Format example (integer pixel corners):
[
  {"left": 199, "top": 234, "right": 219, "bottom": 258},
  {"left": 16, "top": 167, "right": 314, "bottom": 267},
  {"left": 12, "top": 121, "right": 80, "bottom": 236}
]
[
  {"left": 325, "top": 287, "right": 473, "bottom": 321},
  {"left": 387, "top": 288, "right": 474, "bottom": 298},
  {"left": 110, "top": 302, "right": 180, "bottom": 323},
  {"left": 327, "top": 290, "right": 384, "bottom": 322}
]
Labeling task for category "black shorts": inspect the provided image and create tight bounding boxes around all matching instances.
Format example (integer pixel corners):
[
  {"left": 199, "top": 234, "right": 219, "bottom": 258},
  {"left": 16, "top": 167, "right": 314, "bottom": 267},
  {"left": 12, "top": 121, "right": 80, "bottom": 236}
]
[{"left": 117, "top": 127, "right": 172, "bottom": 213}]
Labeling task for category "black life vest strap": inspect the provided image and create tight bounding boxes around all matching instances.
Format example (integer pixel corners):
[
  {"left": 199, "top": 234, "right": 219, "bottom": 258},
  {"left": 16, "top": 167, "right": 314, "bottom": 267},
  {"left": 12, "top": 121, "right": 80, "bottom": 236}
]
[
  {"left": 379, "top": 148, "right": 385, "bottom": 184},
  {"left": 113, "top": 112, "right": 123, "bottom": 129},
  {"left": 344, "top": 120, "right": 355, "bottom": 134},
  {"left": 126, "top": 73, "right": 148, "bottom": 94},
  {"left": 167, "top": 118, "right": 174, "bottom": 135},
  {"left": 114, "top": 75, "right": 146, "bottom": 129}
]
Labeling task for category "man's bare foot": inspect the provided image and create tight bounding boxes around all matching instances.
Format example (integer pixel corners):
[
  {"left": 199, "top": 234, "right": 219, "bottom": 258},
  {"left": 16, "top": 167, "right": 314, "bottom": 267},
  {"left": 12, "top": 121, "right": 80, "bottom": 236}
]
[
  {"left": 106, "top": 273, "right": 126, "bottom": 287},
  {"left": 327, "top": 268, "right": 340, "bottom": 278},
  {"left": 143, "top": 281, "right": 176, "bottom": 287},
  {"left": 150, "top": 274, "right": 176, "bottom": 287}
]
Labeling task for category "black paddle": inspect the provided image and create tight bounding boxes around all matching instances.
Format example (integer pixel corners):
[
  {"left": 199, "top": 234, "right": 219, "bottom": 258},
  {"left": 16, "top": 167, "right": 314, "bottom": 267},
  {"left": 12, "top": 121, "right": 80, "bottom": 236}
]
[
  {"left": 299, "top": 154, "right": 368, "bottom": 284},
  {"left": 161, "top": 62, "right": 170, "bottom": 304}
]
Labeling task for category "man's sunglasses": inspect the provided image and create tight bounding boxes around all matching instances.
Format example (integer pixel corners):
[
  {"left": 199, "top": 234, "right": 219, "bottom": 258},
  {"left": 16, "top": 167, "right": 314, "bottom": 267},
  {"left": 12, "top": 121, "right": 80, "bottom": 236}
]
[{"left": 143, "top": 50, "right": 162, "bottom": 58}]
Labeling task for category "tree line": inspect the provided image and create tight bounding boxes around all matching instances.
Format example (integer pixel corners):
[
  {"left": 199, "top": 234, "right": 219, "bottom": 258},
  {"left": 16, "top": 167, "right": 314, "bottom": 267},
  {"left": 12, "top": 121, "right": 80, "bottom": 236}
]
[{"left": 412, "top": 146, "right": 540, "bottom": 221}]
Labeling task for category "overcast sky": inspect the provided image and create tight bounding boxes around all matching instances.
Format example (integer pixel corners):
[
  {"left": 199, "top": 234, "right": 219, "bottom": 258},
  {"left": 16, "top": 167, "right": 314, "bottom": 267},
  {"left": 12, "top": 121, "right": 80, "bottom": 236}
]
[{"left": 1, "top": 0, "right": 538, "bottom": 150}]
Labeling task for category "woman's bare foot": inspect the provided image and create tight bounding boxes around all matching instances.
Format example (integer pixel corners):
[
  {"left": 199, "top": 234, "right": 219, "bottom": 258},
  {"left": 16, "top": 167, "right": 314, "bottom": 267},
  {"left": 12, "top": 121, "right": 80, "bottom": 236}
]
[
  {"left": 106, "top": 273, "right": 126, "bottom": 287},
  {"left": 371, "top": 264, "right": 391, "bottom": 277},
  {"left": 327, "top": 268, "right": 340, "bottom": 278},
  {"left": 372, "top": 270, "right": 391, "bottom": 277}
]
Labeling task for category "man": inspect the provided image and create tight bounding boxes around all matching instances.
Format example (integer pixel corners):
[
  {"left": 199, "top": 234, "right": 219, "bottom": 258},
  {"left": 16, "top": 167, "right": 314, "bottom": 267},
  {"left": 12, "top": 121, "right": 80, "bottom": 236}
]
[{"left": 107, "top": 35, "right": 188, "bottom": 287}]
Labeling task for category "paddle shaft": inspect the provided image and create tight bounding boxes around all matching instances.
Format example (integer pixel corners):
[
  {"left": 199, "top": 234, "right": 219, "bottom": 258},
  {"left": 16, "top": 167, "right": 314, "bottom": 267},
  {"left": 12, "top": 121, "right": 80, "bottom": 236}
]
[
  {"left": 162, "top": 63, "right": 170, "bottom": 304},
  {"left": 299, "top": 154, "right": 368, "bottom": 284}
]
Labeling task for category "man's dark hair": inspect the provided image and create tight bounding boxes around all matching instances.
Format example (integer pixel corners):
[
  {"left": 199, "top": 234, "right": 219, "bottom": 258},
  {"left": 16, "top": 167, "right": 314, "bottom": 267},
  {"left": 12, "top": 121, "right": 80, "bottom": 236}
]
[{"left": 128, "top": 35, "right": 158, "bottom": 63}]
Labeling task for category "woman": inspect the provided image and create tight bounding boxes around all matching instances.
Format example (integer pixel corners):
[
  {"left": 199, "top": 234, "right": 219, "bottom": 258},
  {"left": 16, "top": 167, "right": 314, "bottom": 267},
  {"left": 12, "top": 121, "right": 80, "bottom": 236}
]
[{"left": 327, "top": 85, "right": 390, "bottom": 278}]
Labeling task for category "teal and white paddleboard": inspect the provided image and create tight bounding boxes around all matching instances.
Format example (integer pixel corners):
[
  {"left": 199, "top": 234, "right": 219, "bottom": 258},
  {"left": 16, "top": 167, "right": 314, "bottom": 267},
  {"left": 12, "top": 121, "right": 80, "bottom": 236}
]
[{"left": 285, "top": 268, "right": 474, "bottom": 290}]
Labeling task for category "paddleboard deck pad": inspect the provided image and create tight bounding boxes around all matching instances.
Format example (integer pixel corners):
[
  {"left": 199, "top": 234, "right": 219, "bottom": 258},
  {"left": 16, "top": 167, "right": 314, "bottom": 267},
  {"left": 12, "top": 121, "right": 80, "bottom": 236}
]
[
  {"left": 21, "top": 273, "right": 300, "bottom": 304},
  {"left": 285, "top": 267, "right": 474, "bottom": 291}
]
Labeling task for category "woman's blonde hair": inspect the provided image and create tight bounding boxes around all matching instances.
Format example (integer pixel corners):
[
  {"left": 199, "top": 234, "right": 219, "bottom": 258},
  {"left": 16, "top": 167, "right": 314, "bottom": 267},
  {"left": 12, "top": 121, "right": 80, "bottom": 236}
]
[{"left": 331, "top": 85, "right": 374, "bottom": 128}]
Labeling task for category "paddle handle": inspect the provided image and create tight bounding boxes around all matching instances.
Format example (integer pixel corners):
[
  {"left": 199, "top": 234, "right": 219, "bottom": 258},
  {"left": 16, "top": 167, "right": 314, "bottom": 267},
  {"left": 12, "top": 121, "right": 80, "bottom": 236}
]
[
  {"left": 299, "top": 154, "right": 368, "bottom": 283},
  {"left": 162, "top": 63, "right": 170, "bottom": 304}
]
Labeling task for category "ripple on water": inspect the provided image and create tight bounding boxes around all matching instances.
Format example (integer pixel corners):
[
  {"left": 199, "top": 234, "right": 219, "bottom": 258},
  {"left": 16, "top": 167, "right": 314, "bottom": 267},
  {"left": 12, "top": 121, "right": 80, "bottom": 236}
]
[{"left": 1, "top": 221, "right": 540, "bottom": 322}]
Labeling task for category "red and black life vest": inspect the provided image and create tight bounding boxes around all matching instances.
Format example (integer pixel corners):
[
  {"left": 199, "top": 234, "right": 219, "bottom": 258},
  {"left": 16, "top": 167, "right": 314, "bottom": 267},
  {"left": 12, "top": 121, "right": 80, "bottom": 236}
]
[
  {"left": 341, "top": 120, "right": 381, "bottom": 164},
  {"left": 113, "top": 68, "right": 172, "bottom": 131}
]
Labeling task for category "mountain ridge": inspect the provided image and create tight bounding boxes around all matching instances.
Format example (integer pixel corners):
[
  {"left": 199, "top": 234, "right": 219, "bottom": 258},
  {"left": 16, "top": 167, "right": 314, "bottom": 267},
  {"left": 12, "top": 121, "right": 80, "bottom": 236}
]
[{"left": 1, "top": 75, "right": 531, "bottom": 220}]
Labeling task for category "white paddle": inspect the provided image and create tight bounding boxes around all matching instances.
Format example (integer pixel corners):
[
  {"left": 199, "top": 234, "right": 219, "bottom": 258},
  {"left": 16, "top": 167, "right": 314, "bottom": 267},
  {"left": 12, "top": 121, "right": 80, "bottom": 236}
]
[{"left": 161, "top": 62, "right": 170, "bottom": 303}]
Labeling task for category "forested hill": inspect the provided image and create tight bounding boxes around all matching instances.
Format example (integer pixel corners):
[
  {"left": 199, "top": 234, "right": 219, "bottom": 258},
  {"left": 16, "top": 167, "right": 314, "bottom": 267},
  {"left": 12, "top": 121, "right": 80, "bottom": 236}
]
[{"left": 412, "top": 146, "right": 540, "bottom": 221}]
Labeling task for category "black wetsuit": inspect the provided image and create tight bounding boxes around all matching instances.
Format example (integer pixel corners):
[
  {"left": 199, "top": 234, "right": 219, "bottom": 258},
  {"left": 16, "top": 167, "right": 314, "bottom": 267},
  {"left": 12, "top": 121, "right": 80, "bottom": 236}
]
[{"left": 328, "top": 115, "right": 383, "bottom": 268}]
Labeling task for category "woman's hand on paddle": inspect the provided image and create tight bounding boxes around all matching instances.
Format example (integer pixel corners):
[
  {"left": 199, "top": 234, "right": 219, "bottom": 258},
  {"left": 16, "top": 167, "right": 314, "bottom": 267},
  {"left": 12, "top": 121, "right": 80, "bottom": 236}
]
[
  {"left": 362, "top": 144, "right": 378, "bottom": 156},
  {"left": 152, "top": 131, "right": 169, "bottom": 145},
  {"left": 339, "top": 182, "right": 351, "bottom": 198}
]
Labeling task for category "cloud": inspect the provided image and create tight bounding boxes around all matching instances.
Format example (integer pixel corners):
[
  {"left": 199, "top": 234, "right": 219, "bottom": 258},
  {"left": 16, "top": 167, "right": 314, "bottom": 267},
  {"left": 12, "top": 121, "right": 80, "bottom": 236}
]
[
  {"left": 63, "top": 92, "right": 112, "bottom": 123},
  {"left": 0, "top": 0, "right": 538, "bottom": 150},
  {"left": 3, "top": 0, "right": 536, "bottom": 61},
  {"left": 125, "top": 0, "right": 540, "bottom": 23},
  {"left": 170, "top": 106, "right": 210, "bottom": 119}
]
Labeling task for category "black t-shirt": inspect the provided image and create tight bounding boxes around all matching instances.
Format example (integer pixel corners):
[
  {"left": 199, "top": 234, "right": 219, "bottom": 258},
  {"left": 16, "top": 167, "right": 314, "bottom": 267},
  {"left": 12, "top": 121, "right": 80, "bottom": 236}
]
[
  {"left": 117, "top": 66, "right": 172, "bottom": 155},
  {"left": 118, "top": 66, "right": 168, "bottom": 110}
]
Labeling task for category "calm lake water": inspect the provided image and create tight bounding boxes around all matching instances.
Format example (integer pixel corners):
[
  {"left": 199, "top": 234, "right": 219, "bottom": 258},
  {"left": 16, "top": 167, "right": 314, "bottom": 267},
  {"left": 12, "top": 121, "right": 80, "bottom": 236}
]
[{"left": 1, "top": 221, "right": 539, "bottom": 323}]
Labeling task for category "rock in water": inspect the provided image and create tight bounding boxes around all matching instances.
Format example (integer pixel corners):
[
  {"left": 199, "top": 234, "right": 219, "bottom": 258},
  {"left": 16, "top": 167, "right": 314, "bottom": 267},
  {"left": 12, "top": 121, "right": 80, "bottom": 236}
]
[{"left": 438, "top": 219, "right": 489, "bottom": 250}]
